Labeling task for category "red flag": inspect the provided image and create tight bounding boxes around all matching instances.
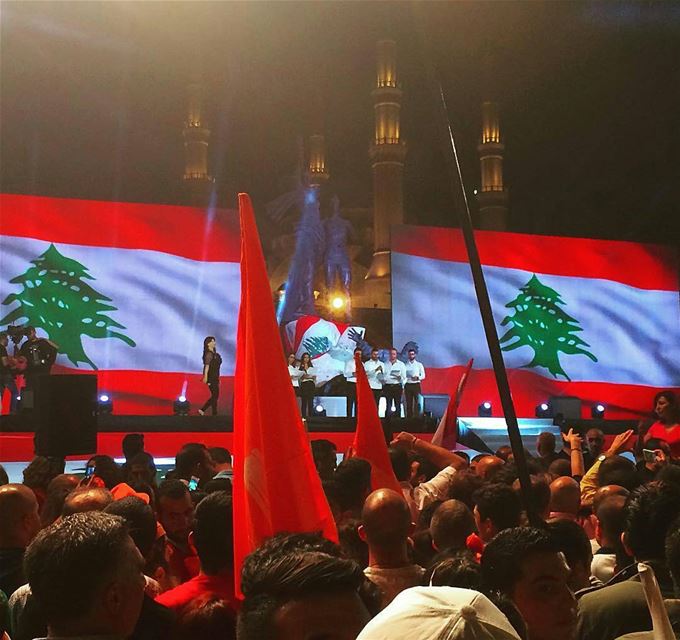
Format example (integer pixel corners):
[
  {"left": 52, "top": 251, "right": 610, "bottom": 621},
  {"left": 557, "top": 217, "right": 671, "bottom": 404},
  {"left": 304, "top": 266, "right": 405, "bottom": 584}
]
[
  {"left": 233, "top": 194, "right": 338, "bottom": 596},
  {"left": 431, "top": 358, "right": 474, "bottom": 449},
  {"left": 352, "top": 353, "right": 402, "bottom": 493}
]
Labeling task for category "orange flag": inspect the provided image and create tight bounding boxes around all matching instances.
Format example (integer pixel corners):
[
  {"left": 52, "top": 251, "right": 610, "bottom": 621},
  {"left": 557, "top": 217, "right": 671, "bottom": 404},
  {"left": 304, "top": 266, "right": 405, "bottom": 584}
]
[
  {"left": 232, "top": 194, "right": 338, "bottom": 596},
  {"left": 352, "top": 352, "right": 402, "bottom": 493},
  {"left": 431, "top": 358, "right": 474, "bottom": 449}
]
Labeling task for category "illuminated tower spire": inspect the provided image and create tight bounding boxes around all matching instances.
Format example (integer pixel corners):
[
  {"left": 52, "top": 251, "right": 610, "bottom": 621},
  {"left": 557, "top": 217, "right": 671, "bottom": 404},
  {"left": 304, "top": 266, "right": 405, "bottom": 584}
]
[
  {"left": 182, "top": 82, "right": 214, "bottom": 207},
  {"left": 308, "top": 93, "right": 329, "bottom": 188},
  {"left": 476, "top": 100, "right": 508, "bottom": 230},
  {"left": 366, "top": 39, "right": 407, "bottom": 306}
]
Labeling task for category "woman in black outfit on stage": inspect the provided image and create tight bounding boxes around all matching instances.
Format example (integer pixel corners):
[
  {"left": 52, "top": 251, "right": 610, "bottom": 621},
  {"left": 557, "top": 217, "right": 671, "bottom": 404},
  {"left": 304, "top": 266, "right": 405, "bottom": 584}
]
[
  {"left": 298, "top": 351, "right": 316, "bottom": 417},
  {"left": 199, "top": 336, "right": 222, "bottom": 416}
]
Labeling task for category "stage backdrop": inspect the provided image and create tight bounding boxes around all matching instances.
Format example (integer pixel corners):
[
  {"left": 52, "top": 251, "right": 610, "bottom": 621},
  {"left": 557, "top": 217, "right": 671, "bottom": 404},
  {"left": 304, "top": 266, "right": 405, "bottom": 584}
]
[
  {"left": 0, "top": 193, "right": 240, "bottom": 414},
  {"left": 392, "top": 225, "right": 680, "bottom": 420}
]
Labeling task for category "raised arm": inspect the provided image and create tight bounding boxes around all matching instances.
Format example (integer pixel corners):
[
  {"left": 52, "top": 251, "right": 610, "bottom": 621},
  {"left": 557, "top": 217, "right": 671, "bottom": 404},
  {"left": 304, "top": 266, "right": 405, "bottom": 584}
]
[{"left": 391, "top": 431, "right": 468, "bottom": 471}]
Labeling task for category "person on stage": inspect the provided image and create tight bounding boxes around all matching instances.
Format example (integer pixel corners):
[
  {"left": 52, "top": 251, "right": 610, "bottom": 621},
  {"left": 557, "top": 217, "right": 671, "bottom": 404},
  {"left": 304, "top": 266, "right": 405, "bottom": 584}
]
[
  {"left": 198, "top": 336, "right": 222, "bottom": 416},
  {"left": 383, "top": 347, "right": 406, "bottom": 417},
  {"left": 404, "top": 348, "right": 426, "bottom": 418},
  {"left": 344, "top": 347, "right": 363, "bottom": 417},
  {"left": 287, "top": 353, "right": 303, "bottom": 395},
  {"left": 0, "top": 333, "right": 19, "bottom": 414},
  {"left": 644, "top": 390, "right": 680, "bottom": 458},
  {"left": 298, "top": 352, "right": 316, "bottom": 417},
  {"left": 17, "top": 327, "right": 58, "bottom": 390},
  {"left": 364, "top": 348, "right": 384, "bottom": 410}
]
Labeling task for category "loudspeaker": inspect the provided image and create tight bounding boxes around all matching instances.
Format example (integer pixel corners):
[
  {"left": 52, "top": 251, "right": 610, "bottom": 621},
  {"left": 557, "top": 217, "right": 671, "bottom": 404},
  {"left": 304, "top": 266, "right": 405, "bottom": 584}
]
[
  {"left": 423, "top": 394, "right": 450, "bottom": 419},
  {"left": 33, "top": 375, "right": 98, "bottom": 457}
]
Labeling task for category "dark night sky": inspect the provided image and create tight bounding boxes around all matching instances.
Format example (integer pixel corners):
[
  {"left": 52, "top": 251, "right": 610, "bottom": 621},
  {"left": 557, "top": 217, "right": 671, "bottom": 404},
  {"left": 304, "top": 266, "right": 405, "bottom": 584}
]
[{"left": 2, "top": 1, "right": 680, "bottom": 245}]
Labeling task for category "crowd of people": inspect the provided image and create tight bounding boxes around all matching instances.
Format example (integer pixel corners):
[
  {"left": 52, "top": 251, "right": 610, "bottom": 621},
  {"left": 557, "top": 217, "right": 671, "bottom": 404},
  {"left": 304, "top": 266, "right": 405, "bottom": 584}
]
[
  {"left": 0, "top": 390, "right": 679, "bottom": 639},
  {"left": 288, "top": 346, "right": 426, "bottom": 418}
]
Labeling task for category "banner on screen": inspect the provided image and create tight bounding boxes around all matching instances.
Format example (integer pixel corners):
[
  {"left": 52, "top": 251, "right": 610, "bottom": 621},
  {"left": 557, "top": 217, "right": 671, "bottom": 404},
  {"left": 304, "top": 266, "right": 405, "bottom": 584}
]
[
  {"left": 391, "top": 225, "right": 680, "bottom": 419},
  {"left": 0, "top": 193, "right": 240, "bottom": 414}
]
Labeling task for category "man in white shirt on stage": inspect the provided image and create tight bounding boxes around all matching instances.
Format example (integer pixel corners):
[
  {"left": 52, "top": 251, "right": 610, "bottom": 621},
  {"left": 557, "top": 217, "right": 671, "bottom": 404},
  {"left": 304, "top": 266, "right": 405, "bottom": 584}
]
[
  {"left": 404, "top": 348, "right": 425, "bottom": 418},
  {"left": 364, "top": 348, "right": 384, "bottom": 408},
  {"left": 344, "top": 347, "right": 363, "bottom": 417},
  {"left": 383, "top": 348, "right": 406, "bottom": 417}
]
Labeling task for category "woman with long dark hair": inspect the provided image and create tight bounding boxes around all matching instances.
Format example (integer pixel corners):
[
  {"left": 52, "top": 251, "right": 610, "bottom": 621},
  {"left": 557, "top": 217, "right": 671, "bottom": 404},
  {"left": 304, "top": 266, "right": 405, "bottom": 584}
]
[
  {"left": 644, "top": 390, "right": 680, "bottom": 458},
  {"left": 298, "top": 352, "right": 316, "bottom": 417},
  {"left": 199, "top": 336, "right": 222, "bottom": 416}
]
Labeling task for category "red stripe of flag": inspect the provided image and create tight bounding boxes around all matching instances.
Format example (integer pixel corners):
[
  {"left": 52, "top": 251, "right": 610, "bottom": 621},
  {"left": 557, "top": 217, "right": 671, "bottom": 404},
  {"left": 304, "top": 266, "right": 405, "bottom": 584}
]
[
  {"left": 391, "top": 225, "right": 679, "bottom": 292},
  {"left": 0, "top": 193, "right": 240, "bottom": 263}
]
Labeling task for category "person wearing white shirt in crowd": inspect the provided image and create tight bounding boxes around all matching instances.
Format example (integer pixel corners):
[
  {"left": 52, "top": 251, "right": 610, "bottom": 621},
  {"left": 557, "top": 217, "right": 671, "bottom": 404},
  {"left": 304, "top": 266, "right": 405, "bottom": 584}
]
[
  {"left": 404, "top": 348, "right": 425, "bottom": 418},
  {"left": 364, "top": 348, "right": 384, "bottom": 407},
  {"left": 287, "top": 353, "right": 303, "bottom": 395},
  {"left": 298, "top": 352, "right": 317, "bottom": 417},
  {"left": 383, "top": 348, "right": 406, "bottom": 417},
  {"left": 344, "top": 347, "right": 363, "bottom": 417}
]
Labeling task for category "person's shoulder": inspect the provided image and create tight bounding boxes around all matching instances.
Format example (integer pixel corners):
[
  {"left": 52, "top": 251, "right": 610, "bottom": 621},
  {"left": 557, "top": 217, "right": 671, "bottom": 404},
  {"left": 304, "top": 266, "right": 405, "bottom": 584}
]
[{"left": 203, "top": 351, "right": 214, "bottom": 364}]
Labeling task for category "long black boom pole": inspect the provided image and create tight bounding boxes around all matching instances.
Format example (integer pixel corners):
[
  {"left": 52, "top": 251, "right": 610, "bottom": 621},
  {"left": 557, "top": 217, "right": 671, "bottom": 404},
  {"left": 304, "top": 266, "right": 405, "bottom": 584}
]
[{"left": 413, "top": 8, "right": 539, "bottom": 525}]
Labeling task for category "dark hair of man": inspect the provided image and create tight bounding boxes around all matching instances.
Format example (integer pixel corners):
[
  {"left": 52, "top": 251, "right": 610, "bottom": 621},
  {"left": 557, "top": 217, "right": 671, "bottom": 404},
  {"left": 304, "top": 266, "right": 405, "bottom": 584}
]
[
  {"left": 417, "top": 499, "right": 444, "bottom": 531},
  {"left": 193, "top": 491, "right": 233, "bottom": 574},
  {"left": 481, "top": 526, "right": 561, "bottom": 595},
  {"left": 414, "top": 456, "right": 439, "bottom": 483},
  {"left": 61, "top": 487, "right": 114, "bottom": 516},
  {"left": 338, "top": 518, "right": 369, "bottom": 569},
  {"left": 624, "top": 482, "right": 680, "bottom": 561},
  {"left": 447, "top": 471, "right": 484, "bottom": 510},
  {"left": 22, "top": 456, "right": 65, "bottom": 491},
  {"left": 430, "top": 499, "right": 475, "bottom": 551},
  {"left": 88, "top": 454, "right": 122, "bottom": 489},
  {"left": 129, "top": 451, "right": 157, "bottom": 473},
  {"left": 0, "top": 463, "right": 9, "bottom": 486},
  {"left": 175, "top": 595, "right": 236, "bottom": 640},
  {"left": 388, "top": 446, "right": 410, "bottom": 482},
  {"left": 157, "top": 478, "right": 190, "bottom": 503},
  {"left": 122, "top": 433, "right": 144, "bottom": 460},
  {"left": 665, "top": 518, "right": 680, "bottom": 588},
  {"left": 204, "top": 476, "right": 232, "bottom": 495},
  {"left": 597, "top": 455, "right": 640, "bottom": 492},
  {"left": 24, "top": 512, "right": 131, "bottom": 625},
  {"left": 545, "top": 519, "right": 591, "bottom": 574},
  {"left": 334, "top": 457, "right": 372, "bottom": 513},
  {"left": 207, "top": 447, "right": 232, "bottom": 465},
  {"left": 426, "top": 549, "right": 482, "bottom": 589},
  {"left": 548, "top": 458, "right": 572, "bottom": 478},
  {"left": 596, "top": 495, "right": 630, "bottom": 569},
  {"left": 658, "top": 464, "right": 680, "bottom": 490},
  {"left": 514, "top": 474, "right": 551, "bottom": 518},
  {"left": 473, "top": 483, "right": 522, "bottom": 532},
  {"left": 104, "top": 496, "right": 157, "bottom": 559},
  {"left": 645, "top": 438, "right": 672, "bottom": 456},
  {"left": 175, "top": 443, "right": 208, "bottom": 478},
  {"left": 238, "top": 548, "right": 370, "bottom": 640}
]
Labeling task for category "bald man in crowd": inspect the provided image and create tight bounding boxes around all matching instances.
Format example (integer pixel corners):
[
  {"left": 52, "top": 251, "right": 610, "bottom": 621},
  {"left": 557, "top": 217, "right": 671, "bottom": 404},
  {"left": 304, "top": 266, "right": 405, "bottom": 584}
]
[
  {"left": 61, "top": 487, "right": 113, "bottom": 516},
  {"left": 474, "top": 456, "right": 505, "bottom": 481},
  {"left": 549, "top": 476, "right": 581, "bottom": 521},
  {"left": 0, "top": 484, "right": 41, "bottom": 598},
  {"left": 358, "top": 489, "right": 424, "bottom": 606},
  {"left": 430, "top": 499, "right": 476, "bottom": 553}
]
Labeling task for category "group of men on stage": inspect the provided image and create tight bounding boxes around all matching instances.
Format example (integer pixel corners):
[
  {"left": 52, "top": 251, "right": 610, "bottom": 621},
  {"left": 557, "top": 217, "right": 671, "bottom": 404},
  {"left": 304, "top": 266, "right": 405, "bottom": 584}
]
[{"left": 344, "top": 347, "right": 426, "bottom": 418}]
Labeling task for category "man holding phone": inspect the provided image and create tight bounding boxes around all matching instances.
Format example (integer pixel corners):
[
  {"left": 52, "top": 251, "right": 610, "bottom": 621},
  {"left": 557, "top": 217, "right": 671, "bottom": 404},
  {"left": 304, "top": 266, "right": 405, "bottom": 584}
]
[{"left": 637, "top": 437, "right": 672, "bottom": 483}]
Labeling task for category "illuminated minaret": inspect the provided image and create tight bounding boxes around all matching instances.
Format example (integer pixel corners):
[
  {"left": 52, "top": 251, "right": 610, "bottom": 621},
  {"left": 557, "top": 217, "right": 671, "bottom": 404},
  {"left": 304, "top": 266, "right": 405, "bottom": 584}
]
[
  {"left": 476, "top": 100, "right": 508, "bottom": 230},
  {"left": 308, "top": 95, "right": 329, "bottom": 188},
  {"left": 366, "top": 39, "right": 406, "bottom": 306},
  {"left": 182, "top": 82, "right": 214, "bottom": 207}
]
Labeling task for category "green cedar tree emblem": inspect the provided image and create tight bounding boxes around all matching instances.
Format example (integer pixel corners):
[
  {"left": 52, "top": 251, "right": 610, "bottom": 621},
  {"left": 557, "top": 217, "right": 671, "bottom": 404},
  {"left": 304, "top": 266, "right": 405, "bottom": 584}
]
[
  {"left": 0, "top": 243, "right": 136, "bottom": 369},
  {"left": 499, "top": 274, "right": 597, "bottom": 381},
  {"left": 302, "top": 335, "right": 331, "bottom": 358}
]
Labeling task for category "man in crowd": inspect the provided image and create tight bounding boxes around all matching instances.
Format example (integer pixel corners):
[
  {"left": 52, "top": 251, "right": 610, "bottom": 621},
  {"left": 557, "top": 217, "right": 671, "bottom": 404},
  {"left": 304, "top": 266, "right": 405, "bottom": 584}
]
[
  {"left": 24, "top": 512, "right": 146, "bottom": 639},
  {"left": 403, "top": 348, "right": 425, "bottom": 418},
  {"left": 482, "top": 526, "right": 577, "bottom": 640},
  {"left": 156, "top": 479, "right": 199, "bottom": 586},
  {"left": 591, "top": 493, "right": 628, "bottom": 583},
  {"left": 583, "top": 428, "right": 605, "bottom": 470},
  {"left": 62, "top": 487, "right": 113, "bottom": 516},
  {"left": 311, "top": 439, "right": 338, "bottom": 483},
  {"left": 429, "top": 498, "right": 476, "bottom": 553},
  {"left": 548, "top": 476, "right": 581, "bottom": 522},
  {"left": 472, "top": 483, "right": 522, "bottom": 544},
  {"left": 636, "top": 437, "right": 672, "bottom": 483},
  {"left": 577, "top": 481, "right": 680, "bottom": 640},
  {"left": 358, "top": 489, "right": 424, "bottom": 607},
  {"left": 170, "top": 443, "right": 215, "bottom": 487},
  {"left": 238, "top": 534, "right": 374, "bottom": 640},
  {"left": 0, "top": 484, "right": 41, "bottom": 598},
  {"left": 536, "top": 432, "right": 569, "bottom": 470},
  {"left": 363, "top": 348, "right": 384, "bottom": 408},
  {"left": 208, "top": 446, "right": 233, "bottom": 481},
  {"left": 157, "top": 491, "right": 234, "bottom": 611},
  {"left": 382, "top": 348, "right": 406, "bottom": 417}
]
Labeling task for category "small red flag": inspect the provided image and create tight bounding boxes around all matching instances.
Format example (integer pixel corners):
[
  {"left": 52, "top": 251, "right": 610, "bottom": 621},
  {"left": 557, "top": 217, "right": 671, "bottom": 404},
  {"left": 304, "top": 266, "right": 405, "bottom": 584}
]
[
  {"left": 232, "top": 194, "right": 338, "bottom": 597},
  {"left": 431, "top": 358, "right": 474, "bottom": 449},
  {"left": 352, "top": 352, "right": 402, "bottom": 493}
]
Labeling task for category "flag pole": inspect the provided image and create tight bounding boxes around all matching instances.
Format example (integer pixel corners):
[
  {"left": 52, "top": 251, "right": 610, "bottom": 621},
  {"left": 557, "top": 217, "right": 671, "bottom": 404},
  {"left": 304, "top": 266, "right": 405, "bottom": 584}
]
[{"left": 413, "top": 8, "right": 539, "bottom": 525}]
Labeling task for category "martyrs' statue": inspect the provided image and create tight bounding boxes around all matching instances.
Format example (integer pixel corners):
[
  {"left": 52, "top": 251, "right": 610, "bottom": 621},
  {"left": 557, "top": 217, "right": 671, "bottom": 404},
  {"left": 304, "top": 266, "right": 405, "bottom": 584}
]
[{"left": 324, "top": 195, "right": 354, "bottom": 320}]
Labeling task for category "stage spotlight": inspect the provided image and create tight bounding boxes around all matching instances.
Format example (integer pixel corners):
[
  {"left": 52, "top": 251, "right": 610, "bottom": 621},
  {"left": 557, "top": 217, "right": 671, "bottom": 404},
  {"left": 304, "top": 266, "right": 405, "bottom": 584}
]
[
  {"left": 478, "top": 401, "right": 492, "bottom": 417},
  {"left": 313, "top": 402, "right": 326, "bottom": 417},
  {"left": 173, "top": 395, "right": 190, "bottom": 416},
  {"left": 591, "top": 403, "right": 606, "bottom": 419},
  {"left": 535, "top": 402, "right": 552, "bottom": 418},
  {"left": 97, "top": 393, "right": 113, "bottom": 415},
  {"left": 330, "top": 295, "right": 346, "bottom": 310}
]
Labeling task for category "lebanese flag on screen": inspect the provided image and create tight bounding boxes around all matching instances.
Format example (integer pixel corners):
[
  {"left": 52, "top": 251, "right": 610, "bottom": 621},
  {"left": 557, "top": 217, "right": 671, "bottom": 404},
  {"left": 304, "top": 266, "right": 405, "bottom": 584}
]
[
  {"left": 392, "top": 225, "right": 680, "bottom": 419},
  {"left": 0, "top": 193, "right": 240, "bottom": 414}
]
